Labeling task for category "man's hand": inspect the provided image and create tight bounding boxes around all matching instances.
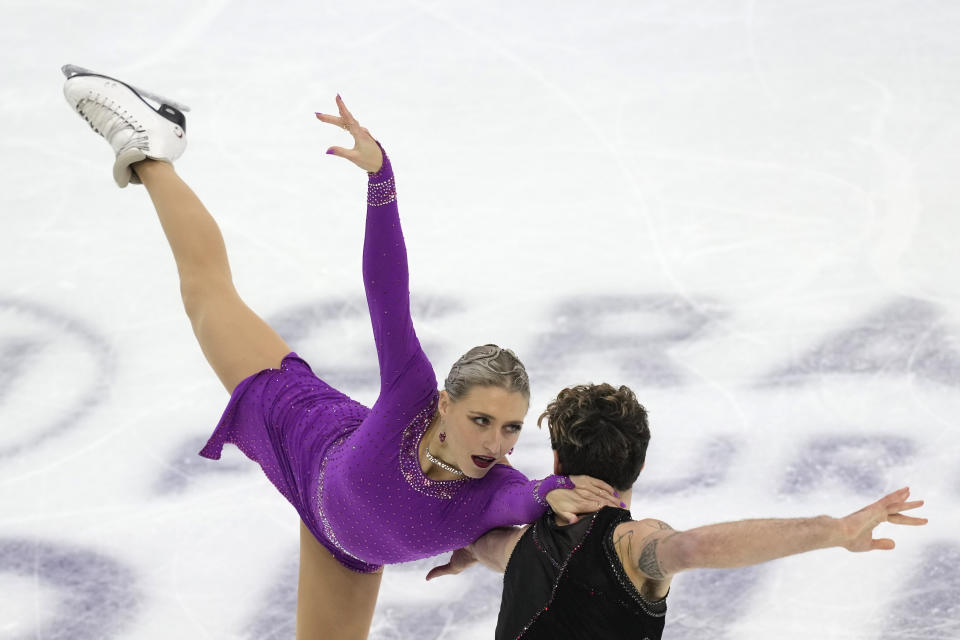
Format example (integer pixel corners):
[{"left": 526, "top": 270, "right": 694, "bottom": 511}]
[
  {"left": 425, "top": 547, "right": 478, "bottom": 581},
  {"left": 839, "top": 486, "right": 927, "bottom": 552}
]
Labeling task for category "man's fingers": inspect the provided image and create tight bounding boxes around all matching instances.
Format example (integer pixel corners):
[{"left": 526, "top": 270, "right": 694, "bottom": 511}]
[
  {"left": 889, "top": 499, "right": 924, "bottom": 513},
  {"left": 882, "top": 487, "right": 911, "bottom": 506},
  {"left": 871, "top": 538, "right": 896, "bottom": 551},
  {"left": 425, "top": 564, "right": 450, "bottom": 581},
  {"left": 888, "top": 513, "right": 929, "bottom": 526},
  {"left": 886, "top": 499, "right": 925, "bottom": 523}
]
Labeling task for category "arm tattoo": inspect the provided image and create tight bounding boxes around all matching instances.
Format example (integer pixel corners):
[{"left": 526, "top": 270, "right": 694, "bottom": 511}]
[
  {"left": 637, "top": 538, "right": 666, "bottom": 579},
  {"left": 613, "top": 530, "right": 635, "bottom": 547},
  {"left": 617, "top": 523, "right": 676, "bottom": 581},
  {"left": 614, "top": 530, "right": 635, "bottom": 561}
]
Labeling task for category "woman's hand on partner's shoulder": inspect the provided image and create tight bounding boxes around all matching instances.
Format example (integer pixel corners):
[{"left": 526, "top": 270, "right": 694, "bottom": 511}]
[{"left": 546, "top": 475, "right": 623, "bottom": 524}]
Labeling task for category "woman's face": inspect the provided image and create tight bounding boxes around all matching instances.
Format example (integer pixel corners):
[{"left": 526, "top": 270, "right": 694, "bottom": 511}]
[{"left": 437, "top": 386, "right": 528, "bottom": 479}]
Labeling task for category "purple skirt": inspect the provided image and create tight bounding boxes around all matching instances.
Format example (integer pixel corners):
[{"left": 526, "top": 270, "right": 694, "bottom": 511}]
[{"left": 199, "top": 352, "right": 379, "bottom": 572}]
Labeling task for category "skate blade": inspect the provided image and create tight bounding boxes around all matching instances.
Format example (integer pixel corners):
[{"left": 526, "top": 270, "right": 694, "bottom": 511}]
[{"left": 62, "top": 64, "right": 191, "bottom": 113}]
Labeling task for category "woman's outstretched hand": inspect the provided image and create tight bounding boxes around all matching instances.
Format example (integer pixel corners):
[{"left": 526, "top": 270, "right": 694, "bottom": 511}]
[
  {"left": 316, "top": 95, "right": 383, "bottom": 173},
  {"left": 546, "top": 475, "right": 625, "bottom": 524}
]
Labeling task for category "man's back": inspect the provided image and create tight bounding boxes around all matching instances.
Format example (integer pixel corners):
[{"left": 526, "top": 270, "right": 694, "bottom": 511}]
[{"left": 496, "top": 507, "right": 667, "bottom": 640}]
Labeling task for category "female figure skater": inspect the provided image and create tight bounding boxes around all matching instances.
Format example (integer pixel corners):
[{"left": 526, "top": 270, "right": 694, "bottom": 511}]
[{"left": 62, "top": 68, "right": 622, "bottom": 639}]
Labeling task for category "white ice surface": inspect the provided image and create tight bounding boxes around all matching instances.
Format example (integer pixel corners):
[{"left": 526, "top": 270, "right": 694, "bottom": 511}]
[{"left": 1, "top": 1, "right": 958, "bottom": 638}]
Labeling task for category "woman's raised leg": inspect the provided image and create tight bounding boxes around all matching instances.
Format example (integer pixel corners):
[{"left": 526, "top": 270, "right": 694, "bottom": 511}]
[
  {"left": 137, "top": 164, "right": 382, "bottom": 635},
  {"left": 134, "top": 159, "right": 292, "bottom": 393},
  {"left": 297, "top": 520, "right": 383, "bottom": 639}
]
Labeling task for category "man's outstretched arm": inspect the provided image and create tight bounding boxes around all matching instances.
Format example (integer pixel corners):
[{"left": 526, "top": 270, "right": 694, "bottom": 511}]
[{"left": 623, "top": 486, "right": 927, "bottom": 583}]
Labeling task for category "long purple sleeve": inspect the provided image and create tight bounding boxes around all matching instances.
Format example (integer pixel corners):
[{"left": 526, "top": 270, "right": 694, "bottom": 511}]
[
  {"left": 477, "top": 466, "right": 573, "bottom": 529},
  {"left": 362, "top": 149, "right": 425, "bottom": 393}
]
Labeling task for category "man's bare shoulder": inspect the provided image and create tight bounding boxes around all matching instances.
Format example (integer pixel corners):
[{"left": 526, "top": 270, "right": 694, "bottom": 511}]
[
  {"left": 612, "top": 517, "right": 676, "bottom": 600},
  {"left": 616, "top": 518, "right": 676, "bottom": 536},
  {"left": 612, "top": 517, "right": 676, "bottom": 553}
]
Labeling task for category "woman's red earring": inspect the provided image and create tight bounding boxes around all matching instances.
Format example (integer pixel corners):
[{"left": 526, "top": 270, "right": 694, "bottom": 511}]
[
  {"left": 439, "top": 432, "right": 446, "bottom": 443},
  {"left": 508, "top": 448, "right": 514, "bottom": 455}
]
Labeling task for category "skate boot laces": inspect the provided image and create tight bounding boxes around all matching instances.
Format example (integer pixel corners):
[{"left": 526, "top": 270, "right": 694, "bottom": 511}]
[{"left": 75, "top": 93, "right": 149, "bottom": 156}]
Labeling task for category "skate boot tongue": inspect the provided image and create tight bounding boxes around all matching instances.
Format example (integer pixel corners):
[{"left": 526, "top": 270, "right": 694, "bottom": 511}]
[
  {"left": 77, "top": 97, "right": 147, "bottom": 151},
  {"left": 76, "top": 95, "right": 150, "bottom": 187}
]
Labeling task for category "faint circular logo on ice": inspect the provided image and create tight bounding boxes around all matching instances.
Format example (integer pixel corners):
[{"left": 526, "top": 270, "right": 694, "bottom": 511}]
[
  {"left": 0, "top": 297, "right": 114, "bottom": 459},
  {"left": 0, "top": 538, "right": 139, "bottom": 638}
]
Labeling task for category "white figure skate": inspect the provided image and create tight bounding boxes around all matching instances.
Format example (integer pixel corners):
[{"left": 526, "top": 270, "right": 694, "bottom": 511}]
[{"left": 62, "top": 64, "right": 189, "bottom": 188}]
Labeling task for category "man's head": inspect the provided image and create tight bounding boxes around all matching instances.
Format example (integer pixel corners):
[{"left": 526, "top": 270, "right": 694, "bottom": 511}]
[{"left": 538, "top": 383, "right": 650, "bottom": 492}]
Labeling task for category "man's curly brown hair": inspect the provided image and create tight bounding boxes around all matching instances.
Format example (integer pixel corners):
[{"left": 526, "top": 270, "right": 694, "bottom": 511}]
[{"left": 538, "top": 383, "right": 650, "bottom": 492}]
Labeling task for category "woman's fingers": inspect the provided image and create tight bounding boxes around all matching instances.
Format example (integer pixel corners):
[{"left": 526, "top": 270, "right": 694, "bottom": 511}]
[
  {"left": 583, "top": 488, "right": 620, "bottom": 508},
  {"left": 571, "top": 476, "right": 621, "bottom": 500},
  {"left": 574, "top": 480, "right": 623, "bottom": 508},
  {"left": 317, "top": 113, "right": 358, "bottom": 143},
  {"left": 578, "top": 493, "right": 602, "bottom": 510},
  {"left": 576, "top": 487, "right": 621, "bottom": 509},
  {"left": 593, "top": 479, "right": 620, "bottom": 498},
  {"left": 336, "top": 94, "right": 358, "bottom": 124},
  {"left": 569, "top": 490, "right": 596, "bottom": 510},
  {"left": 317, "top": 97, "right": 383, "bottom": 173},
  {"left": 317, "top": 105, "right": 359, "bottom": 136},
  {"left": 318, "top": 103, "right": 373, "bottom": 147},
  {"left": 315, "top": 112, "right": 345, "bottom": 127},
  {"left": 325, "top": 146, "right": 356, "bottom": 159}
]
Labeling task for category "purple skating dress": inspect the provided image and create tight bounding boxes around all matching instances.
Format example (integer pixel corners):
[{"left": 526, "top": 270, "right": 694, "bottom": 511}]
[{"left": 199, "top": 148, "right": 569, "bottom": 572}]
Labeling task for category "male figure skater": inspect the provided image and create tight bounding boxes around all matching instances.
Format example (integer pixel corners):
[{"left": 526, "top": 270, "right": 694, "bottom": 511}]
[{"left": 427, "top": 383, "right": 928, "bottom": 639}]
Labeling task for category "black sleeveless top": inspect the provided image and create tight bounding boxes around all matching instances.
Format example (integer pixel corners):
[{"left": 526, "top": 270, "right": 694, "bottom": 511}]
[{"left": 495, "top": 506, "right": 667, "bottom": 640}]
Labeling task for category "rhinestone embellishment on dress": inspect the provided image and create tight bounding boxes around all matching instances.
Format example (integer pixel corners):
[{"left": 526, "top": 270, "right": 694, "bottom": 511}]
[{"left": 399, "top": 393, "right": 468, "bottom": 499}]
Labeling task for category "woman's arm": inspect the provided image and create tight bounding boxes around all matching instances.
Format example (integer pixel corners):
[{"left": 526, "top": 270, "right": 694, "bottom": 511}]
[
  {"left": 481, "top": 468, "right": 622, "bottom": 527},
  {"left": 361, "top": 151, "right": 424, "bottom": 390},
  {"left": 426, "top": 471, "right": 626, "bottom": 581},
  {"left": 318, "top": 97, "right": 425, "bottom": 391}
]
